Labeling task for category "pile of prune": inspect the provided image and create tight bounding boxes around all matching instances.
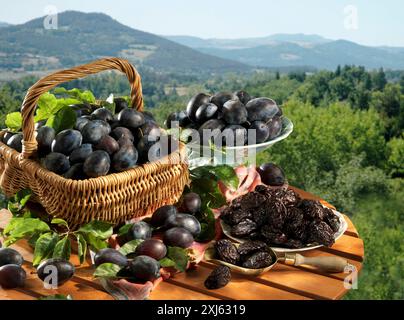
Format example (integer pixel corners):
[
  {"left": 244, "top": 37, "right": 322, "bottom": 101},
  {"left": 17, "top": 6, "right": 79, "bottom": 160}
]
[
  {"left": 221, "top": 185, "right": 340, "bottom": 248},
  {"left": 2, "top": 98, "right": 178, "bottom": 180},
  {"left": 165, "top": 91, "right": 283, "bottom": 146},
  {"left": 215, "top": 239, "right": 273, "bottom": 269}
]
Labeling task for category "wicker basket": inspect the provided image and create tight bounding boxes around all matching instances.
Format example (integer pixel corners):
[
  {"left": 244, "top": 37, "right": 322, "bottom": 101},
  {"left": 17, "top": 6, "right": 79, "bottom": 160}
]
[{"left": 0, "top": 57, "right": 189, "bottom": 227}]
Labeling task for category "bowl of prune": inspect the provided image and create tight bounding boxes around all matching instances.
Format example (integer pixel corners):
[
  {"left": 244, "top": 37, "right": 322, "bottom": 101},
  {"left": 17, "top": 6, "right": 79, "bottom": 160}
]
[{"left": 165, "top": 91, "right": 293, "bottom": 165}]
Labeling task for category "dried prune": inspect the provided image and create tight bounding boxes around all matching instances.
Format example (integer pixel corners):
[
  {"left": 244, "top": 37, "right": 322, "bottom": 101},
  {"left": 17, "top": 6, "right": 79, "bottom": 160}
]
[
  {"left": 221, "top": 208, "right": 252, "bottom": 226},
  {"left": 260, "top": 225, "right": 288, "bottom": 245},
  {"left": 239, "top": 192, "right": 267, "bottom": 210},
  {"left": 284, "top": 239, "right": 304, "bottom": 249},
  {"left": 204, "top": 265, "right": 231, "bottom": 289},
  {"left": 307, "top": 221, "right": 335, "bottom": 246},
  {"left": 285, "top": 207, "right": 306, "bottom": 240},
  {"left": 231, "top": 219, "right": 257, "bottom": 238},
  {"left": 215, "top": 239, "right": 240, "bottom": 265},
  {"left": 324, "top": 208, "right": 340, "bottom": 232},
  {"left": 237, "top": 240, "right": 268, "bottom": 256},
  {"left": 299, "top": 200, "right": 326, "bottom": 220},
  {"left": 242, "top": 251, "right": 273, "bottom": 269},
  {"left": 252, "top": 207, "right": 269, "bottom": 226},
  {"left": 265, "top": 200, "right": 287, "bottom": 229}
]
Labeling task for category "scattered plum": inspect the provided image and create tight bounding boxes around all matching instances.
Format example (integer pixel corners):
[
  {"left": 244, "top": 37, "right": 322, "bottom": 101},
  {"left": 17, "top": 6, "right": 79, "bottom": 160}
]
[
  {"left": 111, "top": 127, "right": 134, "bottom": 142},
  {"left": 83, "top": 150, "right": 110, "bottom": 177},
  {"left": 112, "top": 144, "right": 138, "bottom": 171},
  {"left": 182, "top": 193, "right": 201, "bottom": 214},
  {"left": 51, "top": 129, "right": 82, "bottom": 155},
  {"left": 69, "top": 144, "right": 93, "bottom": 164},
  {"left": 0, "top": 264, "right": 26, "bottom": 289},
  {"left": 94, "top": 248, "right": 128, "bottom": 267},
  {"left": 81, "top": 120, "right": 111, "bottom": 144},
  {"left": 128, "top": 221, "right": 152, "bottom": 240},
  {"left": 128, "top": 255, "right": 160, "bottom": 282},
  {"left": 163, "top": 227, "right": 194, "bottom": 248},
  {"left": 136, "top": 122, "right": 161, "bottom": 141},
  {"left": 43, "top": 152, "right": 70, "bottom": 174},
  {"left": 0, "top": 248, "right": 23, "bottom": 267},
  {"left": 257, "top": 163, "right": 286, "bottom": 186},
  {"left": 37, "top": 258, "right": 75, "bottom": 286},
  {"left": 164, "top": 213, "right": 201, "bottom": 237},
  {"left": 150, "top": 205, "right": 177, "bottom": 227},
  {"left": 135, "top": 239, "right": 167, "bottom": 260}
]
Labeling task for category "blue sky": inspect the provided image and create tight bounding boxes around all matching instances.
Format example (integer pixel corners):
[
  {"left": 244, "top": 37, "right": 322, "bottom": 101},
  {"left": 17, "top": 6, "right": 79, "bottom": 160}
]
[{"left": 1, "top": 0, "right": 404, "bottom": 46}]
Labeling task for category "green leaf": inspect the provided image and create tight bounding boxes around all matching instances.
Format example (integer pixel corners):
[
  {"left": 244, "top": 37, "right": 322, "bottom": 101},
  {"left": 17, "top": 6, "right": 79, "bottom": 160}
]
[
  {"left": 166, "top": 247, "right": 189, "bottom": 272},
  {"left": 78, "top": 220, "right": 113, "bottom": 240},
  {"left": 38, "top": 294, "right": 73, "bottom": 300},
  {"left": 35, "top": 93, "right": 60, "bottom": 122},
  {"left": 5, "top": 112, "right": 22, "bottom": 132},
  {"left": 119, "top": 239, "right": 143, "bottom": 256},
  {"left": 28, "top": 232, "right": 42, "bottom": 248},
  {"left": 4, "top": 217, "right": 50, "bottom": 238},
  {"left": 46, "top": 106, "right": 77, "bottom": 133},
  {"left": 83, "top": 233, "right": 108, "bottom": 252},
  {"left": 51, "top": 218, "right": 69, "bottom": 228},
  {"left": 54, "top": 88, "right": 95, "bottom": 104},
  {"left": 7, "top": 189, "right": 32, "bottom": 215},
  {"left": 191, "top": 165, "right": 238, "bottom": 190},
  {"left": 194, "top": 204, "right": 216, "bottom": 242},
  {"left": 94, "top": 263, "right": 121, "bottom": 279},
  {"left": 159, "top": 257, "right": 176, "bottom": 268},
  {"left": 33, "top": 232, "right": 59, "bottom": 266},
  {"left": 189, "top": 177, "right": 226, "bottom": 209},
  {"left": 75, "top": 234, "right": 87, "bottom": 265},
  {"left": 52, "top": 236, "right": 71, "bottom": 260},
  {"left": 117, "top": 223, "right": 133, "bottom": 236}
]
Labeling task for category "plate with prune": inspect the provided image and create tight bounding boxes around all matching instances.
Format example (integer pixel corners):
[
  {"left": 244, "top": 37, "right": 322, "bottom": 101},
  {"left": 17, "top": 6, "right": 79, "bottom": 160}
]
[
  {"left": 204, "top": 239, "right": 278, "bottom": 276},
  {"left": 219, "top": 185, "right": 348, "bottom": 253}
]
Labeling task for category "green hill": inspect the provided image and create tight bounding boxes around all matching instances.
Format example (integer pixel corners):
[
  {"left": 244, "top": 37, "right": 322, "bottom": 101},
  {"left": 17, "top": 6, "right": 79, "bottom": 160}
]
[{"left": 0, "top": 11, "right": 250, "bottom": 74}]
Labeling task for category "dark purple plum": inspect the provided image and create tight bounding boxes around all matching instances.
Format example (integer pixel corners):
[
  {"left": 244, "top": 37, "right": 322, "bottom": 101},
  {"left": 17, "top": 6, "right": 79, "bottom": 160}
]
[
  {"left": 43, "top": 152, "right": 70, "bottom": 174},
  {"left": 195, "top": 103, "right": 218, "bottom": 123},
  {"left": 94, "top": 248, "right": 128, "bottom": 267},
  {"left": 234, "top": 90, "right": 251, "bottom": 105},
  {"left": 129, "top": 221, "right": 152, "bottom": 240},
  {"left": 6, "top": 133, "right": 23, "bottom": 152},
  {"left": 91, "top": 107, "right": 113, "bottom": 122},
  {"left": 136, "top": 135, "right": 158, "bottom": 163},
  {"left": 0, "top": 264, "right": 26, "bottom": 289},
  {"left": 2, "top": 131, "right": 15, "bottom": 145},
  {"left": 136, "top": 122, "right": 161, "bottom": 141},
  {"left": 163, "top": 227, "right": 194, "bottom": 248},
  {"left": 221, "top": 100, "right": 248, "bottom": 125},
  {"left": 111, "top": 127, "right": 134, "bottom": 142},
  {"left": 37, "top": 258, "right": 75, "bottom": 286},
  {"left": 164, "top": 213, "right": 201, "bottom": 237},
  {"left": 150, "top": 205, "right": 177, "bottom": 227},
  {"left": 186, "top": 93, "right": 210, "bottom": 121},
  {"left": 36, "top": 126, "right": 55, "bottom": 155},
  {"left": 51, "top": 129, "right": 82, "bottom": 156},
  {"left": 198, "top": 119, "right": 226, "bottom": 146},
  {"left": 69, "top": 144, "right": 93, "bottom": 164},
  {"left": 75, "top": 117, "right": 91, "bottom": 132},
  {"left": 267, "top": 117, "right": 283, "bottom": 140},
  {"left": 222, "top": 125, "right": 248, "bottom": 146},
  {"left": 81, "top": 120, "right": 111, "bottom": 144},
  {"left": 95, "top": 135, "right": 119, "bottom": 155},
  {"left": 117, "top": 109, "right": 145, "bottom": 129},
  {"left": 257, "top": 163, "right": 286, "bottom": 186},
  {"left": 249, "top": 121, "right": 270, "bottom": 143},
  {"left": 63, "top": 163, "right": 86, "bottom": 180},
  {"left": 128, "top": 255, "right": 160, "bottom": 281},
  {"left": 182, "top": 193, "right": 201, "bottom": 214},
  {"left": 210, "top": 92, "right": 238, "bottom": 109},
  {"left": 114, "top": 97, "right": 129, "bottom": 113},
  {"left": 246, "top": 98, "right": 281, "bottom": 122},
  {"left": 0, "top": 248, "right": 23, "bottom": 267},
  {"left": 112, "top": 144, "right": 138, "bottom": 171},
  {"left": 165, "top": 111, "right": 191, "bottom": 129},
  {"left": 83, "top": 150, "right": 110, "bottom": 177},
  {"left": 135, "top": 239, "right": 167, "bottom": 260}
]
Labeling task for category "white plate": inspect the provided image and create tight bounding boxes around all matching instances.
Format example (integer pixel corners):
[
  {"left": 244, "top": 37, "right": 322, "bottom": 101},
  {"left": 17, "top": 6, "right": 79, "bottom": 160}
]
[
  {"left": 220, "top": 208, "right": 348, "bottom": 253},
  {"left": 187, "top": 117, "right": 293, "bottom": 168}
]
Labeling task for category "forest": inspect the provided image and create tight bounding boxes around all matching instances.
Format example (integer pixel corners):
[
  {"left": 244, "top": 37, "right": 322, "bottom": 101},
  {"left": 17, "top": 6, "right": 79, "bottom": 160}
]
[{"left": 0, "top": 65, "right": 403, "bottom": 299}]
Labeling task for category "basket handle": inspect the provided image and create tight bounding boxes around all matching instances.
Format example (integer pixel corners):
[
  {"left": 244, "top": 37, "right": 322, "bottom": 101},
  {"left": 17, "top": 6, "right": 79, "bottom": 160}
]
[{"left": 20, "top": 57, "right": 143, "bottom": 159}]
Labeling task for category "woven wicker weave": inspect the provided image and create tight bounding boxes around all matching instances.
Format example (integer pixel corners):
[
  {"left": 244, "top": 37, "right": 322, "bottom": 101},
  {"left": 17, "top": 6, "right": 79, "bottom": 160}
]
[{"left": 0, "top": 57, "right": 189, "bottom": 227}]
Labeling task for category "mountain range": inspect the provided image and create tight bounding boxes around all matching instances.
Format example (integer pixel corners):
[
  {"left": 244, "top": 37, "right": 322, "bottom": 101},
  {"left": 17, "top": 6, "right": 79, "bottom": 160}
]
[
  {"left": 0, "top": 11, "right": 249, "bottom": 74},
  {"left": 166, "top": 35, "right": 404, "bottom": 70}
]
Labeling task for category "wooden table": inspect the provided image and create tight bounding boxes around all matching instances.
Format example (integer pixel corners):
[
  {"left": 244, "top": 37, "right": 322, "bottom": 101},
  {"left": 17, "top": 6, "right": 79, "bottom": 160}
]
[{"left": 0, "top": 187, "right": 364, "bottom": 300}]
